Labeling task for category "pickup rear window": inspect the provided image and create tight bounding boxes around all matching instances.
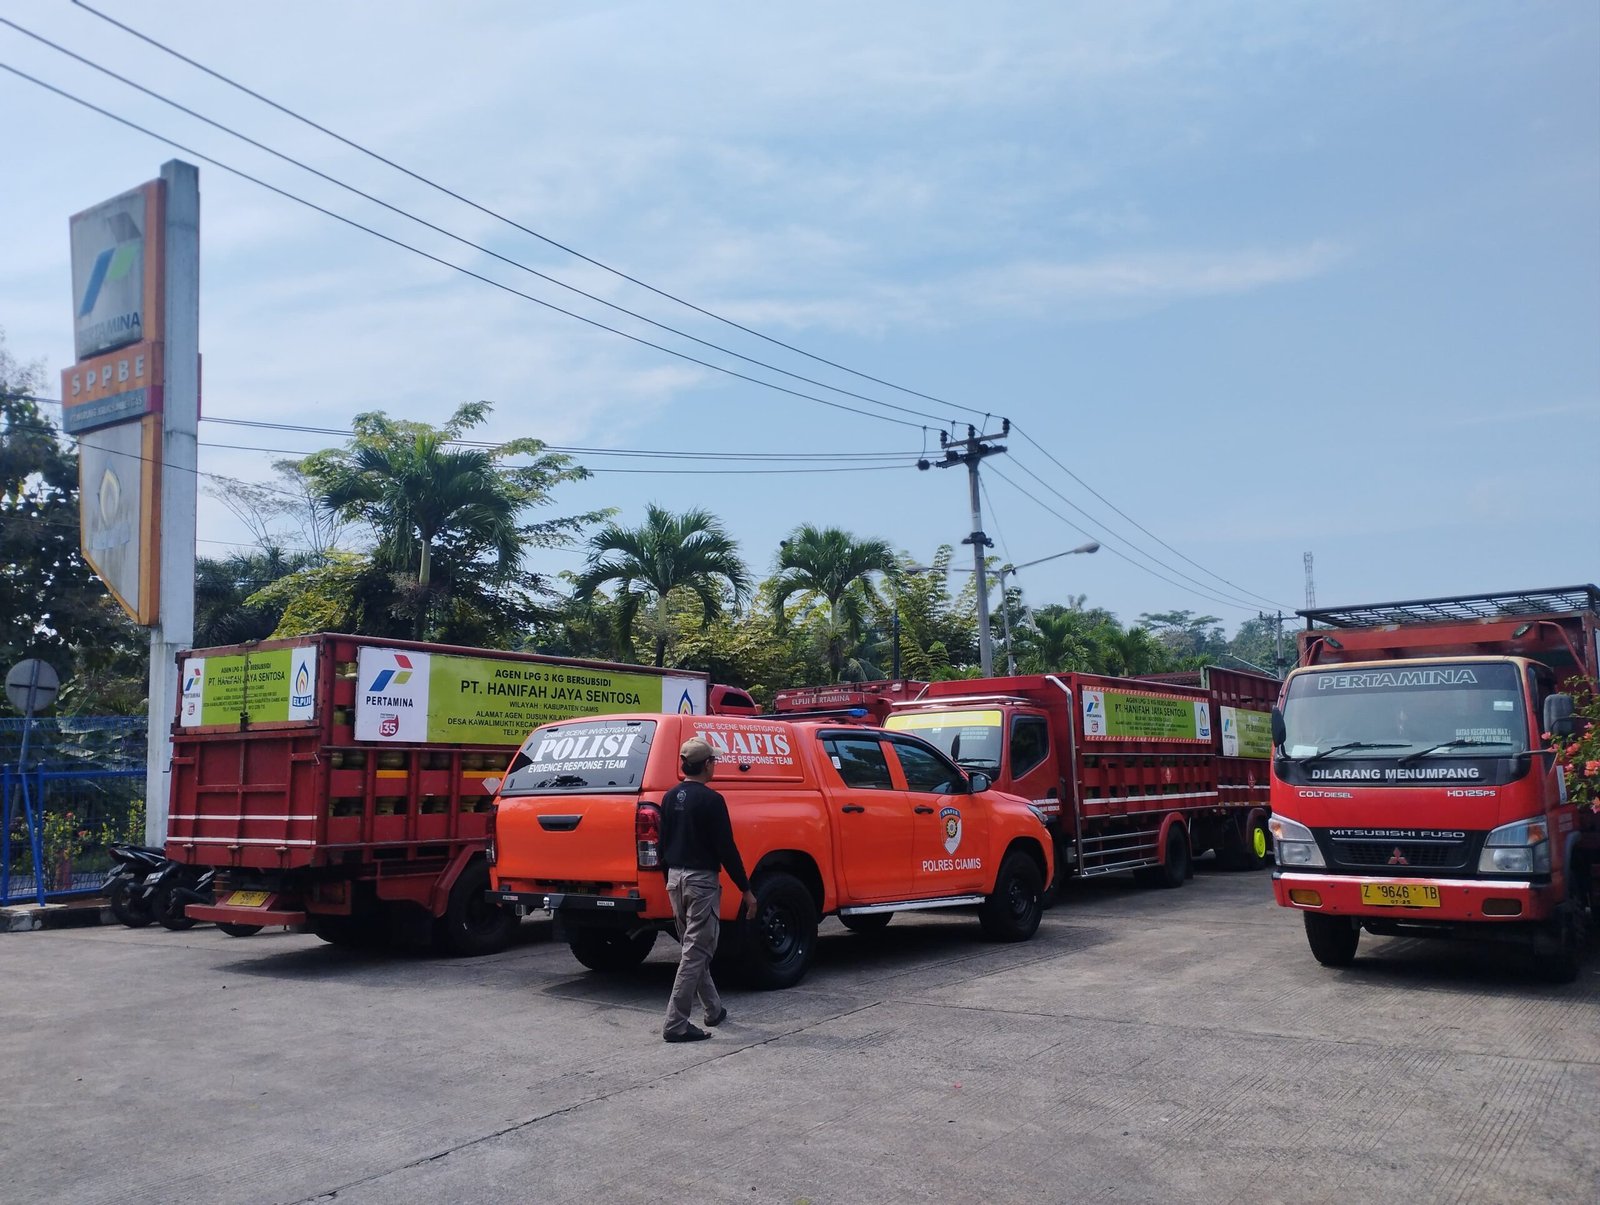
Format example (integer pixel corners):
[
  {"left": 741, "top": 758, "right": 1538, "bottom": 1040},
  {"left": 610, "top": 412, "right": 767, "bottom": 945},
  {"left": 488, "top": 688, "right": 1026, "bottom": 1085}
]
[{"left": 500, "top": 719, "right": 656, "bottom": 795}]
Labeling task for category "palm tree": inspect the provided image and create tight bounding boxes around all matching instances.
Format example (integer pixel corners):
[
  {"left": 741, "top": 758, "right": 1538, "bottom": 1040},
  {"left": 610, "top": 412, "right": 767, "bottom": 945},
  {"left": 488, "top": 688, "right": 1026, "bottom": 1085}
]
[
  {"left": 299, "top": 403, "right": 590, "bottom": 641},
  {"left": 771, "top": 525, "right": 897, "bottom": 681},
  {"left": 573, "top": 504, "right": 750, "bottom": 666}
]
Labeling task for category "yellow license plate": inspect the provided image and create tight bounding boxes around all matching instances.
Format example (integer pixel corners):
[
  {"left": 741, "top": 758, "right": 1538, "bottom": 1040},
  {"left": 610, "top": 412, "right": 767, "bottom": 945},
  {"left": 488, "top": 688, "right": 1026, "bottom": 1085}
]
[
  {"left": 226, "top": 890, "right": 270, "bottom": 908},
  {"left": 1360, "top": 883, "right": 1440, "bottom": 908}
]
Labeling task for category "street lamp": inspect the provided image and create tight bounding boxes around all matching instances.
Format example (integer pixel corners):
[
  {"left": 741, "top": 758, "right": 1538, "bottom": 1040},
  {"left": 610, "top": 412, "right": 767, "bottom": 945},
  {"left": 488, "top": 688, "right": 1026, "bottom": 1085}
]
[{"left": 995, "top": 541, "right": 1099, "bottom": 675}]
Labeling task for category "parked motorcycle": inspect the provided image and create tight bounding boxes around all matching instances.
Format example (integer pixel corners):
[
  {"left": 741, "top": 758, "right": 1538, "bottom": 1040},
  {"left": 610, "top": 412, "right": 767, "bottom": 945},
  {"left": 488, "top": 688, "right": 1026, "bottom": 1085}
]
[
  {"left": 103, "top": 844, "right": 167, "bottom": 928},
  {"left": 148, "top": 862, "right": 263, "bottom": 936}
]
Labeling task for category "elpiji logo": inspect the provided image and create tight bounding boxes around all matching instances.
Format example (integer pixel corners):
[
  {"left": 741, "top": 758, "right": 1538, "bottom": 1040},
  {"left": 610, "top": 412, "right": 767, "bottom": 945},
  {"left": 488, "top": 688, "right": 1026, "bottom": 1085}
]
[
  {"left": 78, "top": 212, "right": 143, "bottom": 317},
  {"left": 677, "top": 688, "right": 695, "bottom": 714},
  {"left": 291, "top": 658, "right": 314, "bottom": 708},
  {"left": 367, "top": 655, "right": 414, "bottom": 694}
]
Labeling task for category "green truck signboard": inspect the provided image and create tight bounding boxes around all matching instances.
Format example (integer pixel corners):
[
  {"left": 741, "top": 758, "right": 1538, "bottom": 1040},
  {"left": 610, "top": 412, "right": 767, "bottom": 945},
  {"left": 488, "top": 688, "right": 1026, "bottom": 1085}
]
[
  {"left": 179, "top": 647, "right": 318, "bottom": 727},
  {"left": 353, "top": 647, "right": 707, "bottom": 745},
  {"left": 1080, "top": 687, "right": 1212, "bottom": 743}
]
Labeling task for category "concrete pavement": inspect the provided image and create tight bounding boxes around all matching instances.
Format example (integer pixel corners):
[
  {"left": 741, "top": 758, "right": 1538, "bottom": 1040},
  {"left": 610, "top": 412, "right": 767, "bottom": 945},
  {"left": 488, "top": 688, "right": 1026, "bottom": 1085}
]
[{"left": 1, "top": 866, "right": 1595, "bottom": 1204}]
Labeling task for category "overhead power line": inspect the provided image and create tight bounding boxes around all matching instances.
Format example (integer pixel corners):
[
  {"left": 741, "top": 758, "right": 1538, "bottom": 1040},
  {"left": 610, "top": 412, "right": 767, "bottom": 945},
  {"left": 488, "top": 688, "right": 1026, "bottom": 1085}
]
[
  {"left": 69, "top": 0, "right": 990, "bottom": 423},
  {"left": 986, "top": 465, "right": 1261, "bottom": 616},
  {"left": 0, "top": 59, "right": 933, "bottom": 433},
  {"left": 9, "top": 17, "right": 1289, "bottom": 612},
  {"left": 2, "top": 16, "right": 964, "bottom": 431},
  {"left": 23, "top": 399, "right": 919, "bottom": 463},
  {"left": 1011, "top": 421, "right": 1290, "bottom": 610},
  {"left": 1002, "top": 456, "right": 1270, "bottom": 612}
]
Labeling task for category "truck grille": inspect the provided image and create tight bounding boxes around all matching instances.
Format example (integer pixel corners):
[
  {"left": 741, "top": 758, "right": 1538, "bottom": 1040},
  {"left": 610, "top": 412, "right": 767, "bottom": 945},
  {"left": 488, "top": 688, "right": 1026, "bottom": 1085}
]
[{"left": 1327, "top": 838, "right": 1471, "bottom": 871}]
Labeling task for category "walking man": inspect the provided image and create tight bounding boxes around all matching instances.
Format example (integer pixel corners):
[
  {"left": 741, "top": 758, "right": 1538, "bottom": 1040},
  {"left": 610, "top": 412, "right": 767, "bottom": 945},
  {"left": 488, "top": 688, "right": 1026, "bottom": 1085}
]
[{"left": 660, "top": 736, "right": 757, "bottom": 1043}]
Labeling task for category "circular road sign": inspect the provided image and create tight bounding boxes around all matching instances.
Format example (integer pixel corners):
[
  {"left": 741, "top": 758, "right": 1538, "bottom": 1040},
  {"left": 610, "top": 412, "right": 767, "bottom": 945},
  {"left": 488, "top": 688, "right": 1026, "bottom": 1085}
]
[{"left": 6, "top": 659, "right": 62, "bottom": 715}]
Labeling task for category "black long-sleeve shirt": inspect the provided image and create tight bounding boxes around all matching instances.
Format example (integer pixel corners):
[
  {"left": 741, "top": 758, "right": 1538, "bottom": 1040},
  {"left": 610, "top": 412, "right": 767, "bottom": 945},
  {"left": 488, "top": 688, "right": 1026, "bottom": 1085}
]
[{"left": 659, "top": 780, "right": 749, "bottom": 892}]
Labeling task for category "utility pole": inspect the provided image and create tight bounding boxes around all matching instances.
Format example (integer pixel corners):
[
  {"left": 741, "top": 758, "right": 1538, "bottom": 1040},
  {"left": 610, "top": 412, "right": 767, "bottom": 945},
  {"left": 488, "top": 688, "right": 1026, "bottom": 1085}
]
[
  {"left": 1259, "top": 609, "right": 1286, "bottom": 676},
  {"left": 920, "top": 421, "right": 1008, "bottom": 676}
]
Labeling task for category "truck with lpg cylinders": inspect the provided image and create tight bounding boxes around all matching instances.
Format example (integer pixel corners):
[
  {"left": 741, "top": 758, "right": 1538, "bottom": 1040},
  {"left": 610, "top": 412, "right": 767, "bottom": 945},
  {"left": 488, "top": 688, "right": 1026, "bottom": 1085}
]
[
  {"left": 1268, "top": 586, "right": 1599, "bottom": 980},
  {"left": 167, "top": 633, "right": 710, "bottom": 954},
  {"left": 883, "top": 667, "right": 1279, "bottom": 892}
]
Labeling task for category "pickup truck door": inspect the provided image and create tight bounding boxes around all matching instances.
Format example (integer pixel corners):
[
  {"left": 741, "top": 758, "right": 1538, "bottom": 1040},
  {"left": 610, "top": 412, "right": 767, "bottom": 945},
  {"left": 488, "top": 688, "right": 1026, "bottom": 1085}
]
[
  {"left": 887, "top": 736, "right": 991, "bottom": 896},
  {"left": 818, "top": 733, "right": 914, "bottom": 902}
]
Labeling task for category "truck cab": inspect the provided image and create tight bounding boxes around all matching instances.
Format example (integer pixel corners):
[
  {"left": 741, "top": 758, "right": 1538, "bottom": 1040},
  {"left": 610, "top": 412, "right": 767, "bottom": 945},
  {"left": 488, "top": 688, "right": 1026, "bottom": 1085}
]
[{"left": 1270, "top": 587, "right": 1598, "bottom": 980}]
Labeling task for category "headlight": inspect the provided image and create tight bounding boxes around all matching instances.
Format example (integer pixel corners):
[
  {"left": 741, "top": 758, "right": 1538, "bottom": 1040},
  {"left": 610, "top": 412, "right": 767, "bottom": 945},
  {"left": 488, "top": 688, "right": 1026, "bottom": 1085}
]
[
  {"left": 1269, "top": 814, "right": 1325, "bottom": 868},
  {"left": 1478, "top": 819, "right": 1550, "bottom": 875},
  {"left": 1026, "top": 804, "right": 1048, "bottom": 827}
]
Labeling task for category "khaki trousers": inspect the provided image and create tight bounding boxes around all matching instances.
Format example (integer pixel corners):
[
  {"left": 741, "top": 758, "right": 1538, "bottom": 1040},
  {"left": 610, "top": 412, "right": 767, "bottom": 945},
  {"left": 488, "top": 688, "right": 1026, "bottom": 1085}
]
[{"left": 664, "top": 868, "right": 723, "bottom": 1037}]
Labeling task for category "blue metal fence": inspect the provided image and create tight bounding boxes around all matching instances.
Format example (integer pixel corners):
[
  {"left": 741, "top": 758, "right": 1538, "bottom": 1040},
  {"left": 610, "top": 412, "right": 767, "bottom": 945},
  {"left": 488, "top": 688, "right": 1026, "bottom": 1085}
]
[{"left": 2, "top": 717, "right": 146, "bottom": 906}]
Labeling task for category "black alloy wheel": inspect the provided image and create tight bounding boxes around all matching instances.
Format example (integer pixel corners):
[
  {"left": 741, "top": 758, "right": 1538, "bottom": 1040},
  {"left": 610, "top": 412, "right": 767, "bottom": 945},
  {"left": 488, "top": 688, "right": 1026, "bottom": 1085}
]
[
  {"left": 979, "top": 851, "right": 1044, "bottom": 942},
  {"left": 743, "top": 872, "right": 818, "bottom": 990}
]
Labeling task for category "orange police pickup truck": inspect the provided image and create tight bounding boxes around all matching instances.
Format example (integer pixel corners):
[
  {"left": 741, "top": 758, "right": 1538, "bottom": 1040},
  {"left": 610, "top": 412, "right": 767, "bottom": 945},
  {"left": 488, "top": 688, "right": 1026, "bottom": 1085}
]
[{"left": 488, "top": 712, "right": 1054, "bottom": 988}]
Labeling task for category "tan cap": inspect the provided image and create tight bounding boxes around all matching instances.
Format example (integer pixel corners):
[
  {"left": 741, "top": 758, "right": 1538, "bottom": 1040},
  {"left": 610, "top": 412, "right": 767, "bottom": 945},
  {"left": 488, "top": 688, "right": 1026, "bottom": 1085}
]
[{"left": 680, "top": 737, "right": 716, "bottom": 763}]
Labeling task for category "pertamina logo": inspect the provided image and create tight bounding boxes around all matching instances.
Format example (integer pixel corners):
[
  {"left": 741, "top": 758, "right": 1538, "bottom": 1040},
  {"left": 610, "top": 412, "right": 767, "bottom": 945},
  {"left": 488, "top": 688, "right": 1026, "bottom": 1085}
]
[
  {"left": 367, "top": 655, "right": 414, "bottom": 695},
  {"left": 78, "top": 211, "right": 143, "bottom": 319}
]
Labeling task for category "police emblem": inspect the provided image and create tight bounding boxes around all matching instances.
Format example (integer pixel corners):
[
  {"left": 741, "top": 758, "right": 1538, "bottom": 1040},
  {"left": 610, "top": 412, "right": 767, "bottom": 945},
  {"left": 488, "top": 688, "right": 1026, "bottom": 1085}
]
[{"left": 940, "top": 806, "right": 962, "bottom": 855}]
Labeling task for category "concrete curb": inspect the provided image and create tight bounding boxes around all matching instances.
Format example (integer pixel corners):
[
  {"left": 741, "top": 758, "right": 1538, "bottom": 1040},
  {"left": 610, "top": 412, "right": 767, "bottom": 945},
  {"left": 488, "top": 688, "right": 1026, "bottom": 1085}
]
[{"left": 1, "top": 900, "right": 116, "bottom": 932}]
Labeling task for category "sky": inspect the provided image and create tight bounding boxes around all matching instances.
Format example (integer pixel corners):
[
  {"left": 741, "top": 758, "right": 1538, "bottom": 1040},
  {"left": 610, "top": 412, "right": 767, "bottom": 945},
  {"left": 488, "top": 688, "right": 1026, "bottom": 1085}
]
[{"left": 3, "top": 1, "right": 1597, "bottom": 638}]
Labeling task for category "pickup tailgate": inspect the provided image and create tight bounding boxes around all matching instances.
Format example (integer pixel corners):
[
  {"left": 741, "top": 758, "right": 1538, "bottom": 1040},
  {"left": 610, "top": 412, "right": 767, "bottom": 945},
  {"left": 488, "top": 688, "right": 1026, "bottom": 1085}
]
[{"left": 491, "top": 717, "right": 658, "bottom": 891}]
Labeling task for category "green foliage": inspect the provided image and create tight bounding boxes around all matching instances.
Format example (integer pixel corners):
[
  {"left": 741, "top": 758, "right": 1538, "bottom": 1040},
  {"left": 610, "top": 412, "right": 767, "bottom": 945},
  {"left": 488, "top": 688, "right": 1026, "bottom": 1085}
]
[
  {"left": 290, "top": 403, "right": 601, "bottom": 644},
  {"left": 772, "top": 524, "right": 896, "bottom": 680},
  {"left": 0, "top": 331, "right": 147, "bottom": 715},
  {"left": 874, "top": 548, "right": 981, "bottom": 681},
  {"left": 195, "top": 546, "right": 314, "bottom": 646},
  {"left": 1552, "top": 679, "right": 1600, "bottom": 811},
  {"left": 573, "top": 504, "right": 751, "bottom": 667}
]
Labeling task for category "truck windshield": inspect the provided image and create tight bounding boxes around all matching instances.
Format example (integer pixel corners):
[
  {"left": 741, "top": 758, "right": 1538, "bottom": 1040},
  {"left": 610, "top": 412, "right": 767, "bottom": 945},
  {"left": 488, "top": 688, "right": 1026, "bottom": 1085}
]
[
  {"left": 1281, "top": 663, "right": 1527, "bottom": 758},
  {"left": 884, "top": 708, "right": 1003, "bottom": 769},
  {"left": 500, "top": 718, "right": 656, "bottom": 794}
]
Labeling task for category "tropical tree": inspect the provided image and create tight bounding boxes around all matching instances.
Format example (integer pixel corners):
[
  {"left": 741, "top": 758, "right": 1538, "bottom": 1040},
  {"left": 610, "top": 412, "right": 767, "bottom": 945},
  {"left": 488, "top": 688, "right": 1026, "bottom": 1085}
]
[
  {"left": 291, "top": 403, "right": 600, "bottom": 643},
  {"left": 871, "top": 548, "right": 981, "bottom": 681},
  {"left": 0, "top": 331, "right": 146, "bottom": 714},
  {"left": 771, "top": 524, "right": 897, "bottom": 681},
  {"left": 193, "top": 546, "right": 313, "bottom": 646},
  {"left": 573, "top": 504, "right": 751, "bottom": 666}
]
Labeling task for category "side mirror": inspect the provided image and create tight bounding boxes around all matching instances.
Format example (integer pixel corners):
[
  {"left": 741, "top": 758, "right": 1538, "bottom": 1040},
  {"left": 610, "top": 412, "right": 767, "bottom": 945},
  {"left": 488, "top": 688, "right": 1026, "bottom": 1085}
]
[
  {"left": 1270, "top": 707, "right": 1287, "bottom": 749},
  {"left": 968, "top": 771, "right": 992, "bottom": 794},
  {"left": 1544, "top": 694, "right": 1576, "bottom": 738}
]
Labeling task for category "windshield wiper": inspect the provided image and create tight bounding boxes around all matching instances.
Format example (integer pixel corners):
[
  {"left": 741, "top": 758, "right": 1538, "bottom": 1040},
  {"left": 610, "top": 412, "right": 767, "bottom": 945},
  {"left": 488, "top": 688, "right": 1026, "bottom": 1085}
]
[
  {"left": 1298, "top": 741, "right": 1410, "bottom": 765},
  {"left": 1397, "top": 738, "right": 1508, "bottom": 764}
]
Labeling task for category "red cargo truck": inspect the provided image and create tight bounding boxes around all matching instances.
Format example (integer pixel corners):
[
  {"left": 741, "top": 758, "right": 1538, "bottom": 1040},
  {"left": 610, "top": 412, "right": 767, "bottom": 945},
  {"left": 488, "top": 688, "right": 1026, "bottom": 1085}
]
[
  {"left": 1269, "top": 586, "right": 1599, "bottom": 980},
  {"left": 167, "top": 633, "right": 711, "bottom": 954},
  {"left": 884, "top": 667, "right": 1278, "bottom": 890}
]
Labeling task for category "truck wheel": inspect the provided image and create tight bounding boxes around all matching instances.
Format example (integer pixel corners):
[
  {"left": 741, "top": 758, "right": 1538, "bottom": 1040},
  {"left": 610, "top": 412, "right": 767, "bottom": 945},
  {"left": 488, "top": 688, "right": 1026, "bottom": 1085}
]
[
  {"left": 1155, "top": 826, "right": 1190, "bottom": 889},
  {"left": 109, "top": 879, "right": 154, "bottom": 928},
  {"left": 569, "top": 928, "right": 658, "bottom": 971},
  {"left": 309, "top": 913, "right": 382, "bottom": 948},
  {"left": 218, "top": 923, "right": 263, "bottom": 937},
  {"left": 743, "top": 872, "right": 817, "bottom": 990},
  {"left": 1242, "top": 816, "right": 1270, "bottom": 870},
  {"left": 433, "top": 859, "right": 517, "bottom": 957},
  {"left": 1538, "top": 903, "right": 1584, "bottom": 984},
  {"left": 1304, "top": 914, "right": 1360, "bottom": 967},
  {"left": 839, "top": 913, "right": 892, "bottom": 934},
  {"left": 979, "top": 851, "right": 1044, "bottom": 942},
  {"left": 154, "top": 885, "right": 199, "bottom": 931}
]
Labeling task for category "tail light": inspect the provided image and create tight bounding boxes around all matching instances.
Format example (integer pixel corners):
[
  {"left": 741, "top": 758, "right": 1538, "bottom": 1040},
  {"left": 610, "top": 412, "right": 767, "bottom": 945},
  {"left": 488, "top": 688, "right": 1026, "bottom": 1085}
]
[
  {"left": 636, "top": 802, "right": 661, "bottom": 870},
  {"left": 485, "top": 803, "right": 498, "bottom": 867}
]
